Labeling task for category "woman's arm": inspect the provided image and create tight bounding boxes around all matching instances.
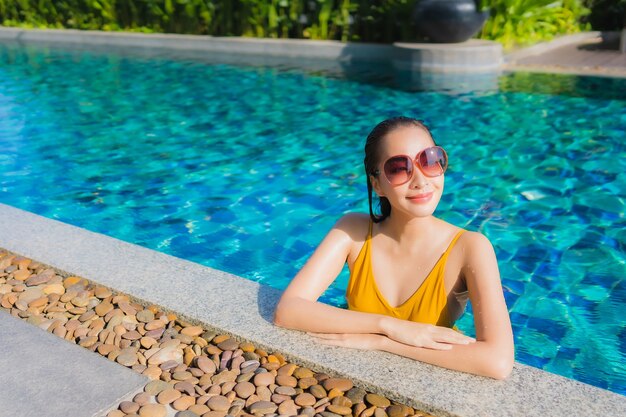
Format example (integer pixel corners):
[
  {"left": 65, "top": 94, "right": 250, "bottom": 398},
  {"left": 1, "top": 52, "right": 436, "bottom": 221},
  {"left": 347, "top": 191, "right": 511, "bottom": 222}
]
[
  {"left": 311, "top": 231, "right": 514, "bottom": 380},
  {"left": 274, "top": 214, "right": 385, "bottom": 334},
  {"left": 274, "top": 214, "right": 474, "bottom": 349}
]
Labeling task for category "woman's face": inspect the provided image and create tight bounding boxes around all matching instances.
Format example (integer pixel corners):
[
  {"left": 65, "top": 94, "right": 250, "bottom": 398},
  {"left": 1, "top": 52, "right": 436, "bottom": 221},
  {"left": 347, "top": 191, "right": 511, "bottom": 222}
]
[{"left": 370, "top": 125, "right": 445, "bottom": 219}]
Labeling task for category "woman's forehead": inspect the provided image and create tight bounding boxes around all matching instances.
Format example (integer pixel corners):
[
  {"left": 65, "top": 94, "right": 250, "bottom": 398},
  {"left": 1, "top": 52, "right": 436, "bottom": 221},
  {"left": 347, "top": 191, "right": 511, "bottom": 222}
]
[{"left": 380, "top": 126, "right": 433, "bottom": 156}]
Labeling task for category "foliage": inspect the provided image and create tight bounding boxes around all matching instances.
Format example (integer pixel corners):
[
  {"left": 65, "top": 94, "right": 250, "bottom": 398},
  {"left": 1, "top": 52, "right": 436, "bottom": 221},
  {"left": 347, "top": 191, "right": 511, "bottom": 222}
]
[
  {"left": 0, "top": 0, "right": 594, "bottom": 47},
  {"left": 477, "top": 0, "right": 591, "bottom": 50}
]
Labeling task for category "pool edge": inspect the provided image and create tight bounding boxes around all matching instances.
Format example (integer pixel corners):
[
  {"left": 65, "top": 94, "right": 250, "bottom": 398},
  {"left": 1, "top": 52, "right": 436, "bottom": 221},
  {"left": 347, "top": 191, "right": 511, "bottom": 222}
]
[{"left": 1, "top": 203, "right": 624, "bottom": 416}]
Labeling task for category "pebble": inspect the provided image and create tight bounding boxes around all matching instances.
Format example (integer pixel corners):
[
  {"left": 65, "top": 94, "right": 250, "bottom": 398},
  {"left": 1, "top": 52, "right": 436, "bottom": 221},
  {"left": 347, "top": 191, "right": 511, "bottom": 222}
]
[
  {"left": 276, "top": 375, "right": 298, "bottom": 387},
  {"left": 278, "top": 399, "right": 298, "bottom": 415},
  {"left": 345, "top": 387, "right": 367, "bottom": 404},
  {"left": 295, "top": 393, "right": 316, "bottom": 407},
  {"left": 196, "top": 355, "right": 217, "bottom": 374},
  {"left": 138, "top": 403, "right": 166, "bottom": 417},
  {"left": 175, "top": 411, "right": 199, "bottom": 417},
  {"left": 144, "top": 380, "right": 171, "bottom": 396},
  {"left": 133, "top": 392, "right": 151, "bottom": 405},
  {"left": 309, "top": 385, "right": 327, "bottom": 399},
  {"left": 366, "top": 394, "right": 391, "bottom": 408},
  {"left": 248, "top": 400, "right": 278, "bottom": 414},
  {"left": 234, "top": 381, "right": 256, "bottom": 399},
  {"left": 253, "top": 372, "right": 275, "bottom": 387},
  {"left": 181, "top": 325, "right": 203, "bottom": 336},
  {"left": 322, "top": 378, "right": 353, "bottom": 392},
  {"left": 207, "top": 395, "right": 230, "bottom": 411},
  {"left": 327, "top": 405, "right": 351, "bottom": 415},
  {"left": 116, "top": 351, "right": 138, "bottom": 368},
  {"left": 119, "top": 401, "right": 140, "bottom": 414},
  {"left": 387, "top": 405, "right": 407, "bottom": 417},
  {"left": 157, "top": 388, "right": 181, "bottom": 404},
  {"left": 0, "top": 254, "right": 429, "bottom": 417},
  {"left": 173, "top": 395, "right": 195, "bottom": 411},
  {"left": 217, "top": 338, "right": 239, "bottom": 351}
]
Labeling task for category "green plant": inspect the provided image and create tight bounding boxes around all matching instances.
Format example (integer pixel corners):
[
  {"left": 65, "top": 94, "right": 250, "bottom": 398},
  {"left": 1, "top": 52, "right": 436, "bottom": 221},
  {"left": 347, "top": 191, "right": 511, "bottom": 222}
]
[{"left": 478, "top": 0, "right": 591, "bottom": 50}]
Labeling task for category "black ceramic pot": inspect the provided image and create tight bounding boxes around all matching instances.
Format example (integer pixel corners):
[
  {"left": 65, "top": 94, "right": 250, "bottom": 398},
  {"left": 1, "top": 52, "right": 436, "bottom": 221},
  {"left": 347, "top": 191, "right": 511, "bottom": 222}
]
[{"left": 413, "top": 0, "right": 489, "bottom": 43}]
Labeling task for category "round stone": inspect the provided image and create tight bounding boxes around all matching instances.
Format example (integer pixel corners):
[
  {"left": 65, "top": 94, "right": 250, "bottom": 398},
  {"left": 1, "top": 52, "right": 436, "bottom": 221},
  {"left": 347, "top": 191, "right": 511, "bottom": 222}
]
[
  {"left": 136, "top": 309, "right": 155, "bottom": 323},
  {"left": 116, "top": 352, "right": 138, "bottom": 367},
  {"left": 276, "top": 375, "right": 298, "bottom": 387},
  {"left": 94, "top": 286, "right": 112, "bottom": 299},
  {"left": 327, "top": 405, "right": 352, "bottom": 415},
  {"left": 173, "top": 371, "right": 192, "bottom": 381},
  {"left": 138, "top": 403, "right": 166, "bottom": 417},
  {"left": 188, "top": 404, "right": 210, "bottom": 415},
  {"left": 234, "top": 381, "right": 255, "bottom": 399},
  {"left": 253, "top": 372, "right": 275, "bottom": 387},
  {"left": 145, "top": 320, "right": 165, "bottom": 330},
  {"left": 196, "top": 356, "right": 216, "bottom": 374},
  {"left": 374, "top": 408, "right": 389, "bottom": 417},
  {"left": 157, "top": 388, "right": 181, "bottom": 404},
  {"left": 293, "top": 368, "right": 314, "bottom": 379},
  {"left": 365, "top": 394, "right": 390, "bottom": 408},
  {"left": 207, "top": 395, "right": 230, "bottom": 411},
  {"left": 298, "top": 377, "right": 318, "bottom": 390},
  {"left": 119, "top": 401, "right": 140, "bottom": 414},
  {"left": 173, "top": 395, "right": 195, "bottom": 411},
  {"left": 346, "top": 387, "right": 367, "bottom": 404},
  {"left": 217, "top": 338, "right": 239, "bottom": 351},
  {"left": 277, "top": 363, "right": 297, "bottom": 376},
  {"left": 275, "top": 386, "right": 296, "bottom": 396},
  {"left": 332, "top": 396, "right": 352, "bottom": 408},
  {"left": 133, "top": 392, "right": 151, "bottom": 405},
  {"left": 309, "top": 385, "right": 326, "bottom": 399},
  {"left": 322, "top": 378, "right": 353, "bottom": 392},
  {"left": 278, "top": 399, "right": 298, "bottom": 416},
  {"left": 386, "top": 405, "right": 407, "bottom": 417},
  {"left": 144, "top": 380, "right": 171, "bottom": 396},
  {"left": 248, "top": 401, "right": 278, "bottom": 414},
  {"left": 175, "top": 411, "right": 199, "bottom": 417},
  {"left": 43, "top": 283, "right": 65, "bottom": 295},
  {"left": 294, "top": 393, "right": 316, "bottom": 407},
  {"left": 181, "top": 325, "right": 203, "bottom": 336}
]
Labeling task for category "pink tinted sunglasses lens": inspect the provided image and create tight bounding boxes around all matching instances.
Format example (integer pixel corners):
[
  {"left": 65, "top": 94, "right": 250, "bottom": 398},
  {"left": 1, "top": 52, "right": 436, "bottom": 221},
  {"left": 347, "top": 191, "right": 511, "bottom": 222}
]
[
  {"left": 419, "top": 147, "right": 448, "bottom": 177},
  {"left": 383, "top": 156, "right": 414, "bottom": 185}
]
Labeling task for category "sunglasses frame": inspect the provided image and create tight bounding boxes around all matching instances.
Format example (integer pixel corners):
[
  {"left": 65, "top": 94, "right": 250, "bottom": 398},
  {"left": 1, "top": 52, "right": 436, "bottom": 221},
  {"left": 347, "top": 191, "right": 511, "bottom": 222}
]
[{"left": 373, "top": 146, "right": 448, "bottom": 186}]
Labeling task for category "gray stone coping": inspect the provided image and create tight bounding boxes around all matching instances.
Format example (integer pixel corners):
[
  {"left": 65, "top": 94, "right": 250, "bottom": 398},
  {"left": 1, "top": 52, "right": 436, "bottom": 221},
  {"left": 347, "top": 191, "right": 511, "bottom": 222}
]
[
  {"left": 1, "top": 203, "right": 625, "bottom": 416},
  {"left": 0, "top": 26, "right": 502, "bottom": 74},
  {"left": 0, "top": 310, "right": 148, "bottom": 417},
  {"left": 504, "top": 31, "right": 605, "bottom": 63}
]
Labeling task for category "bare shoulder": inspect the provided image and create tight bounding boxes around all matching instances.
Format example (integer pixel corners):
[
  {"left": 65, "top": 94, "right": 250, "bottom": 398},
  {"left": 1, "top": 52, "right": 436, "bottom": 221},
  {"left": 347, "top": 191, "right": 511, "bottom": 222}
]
[
  {"left": 334, "top": 213, "right": 370, "bottom": 242},
  {"left": 458, "top": 230, "right": 497, "bottom": 261},
  {"left": 459, "top": 230, "right": 493, "bottom": 255}
]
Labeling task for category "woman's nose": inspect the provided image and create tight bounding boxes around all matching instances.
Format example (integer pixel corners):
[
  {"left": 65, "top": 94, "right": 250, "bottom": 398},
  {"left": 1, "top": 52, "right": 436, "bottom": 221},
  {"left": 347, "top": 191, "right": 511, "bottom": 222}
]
[{"left": 410, "top": 163, "right": 428, "bottom": 188}]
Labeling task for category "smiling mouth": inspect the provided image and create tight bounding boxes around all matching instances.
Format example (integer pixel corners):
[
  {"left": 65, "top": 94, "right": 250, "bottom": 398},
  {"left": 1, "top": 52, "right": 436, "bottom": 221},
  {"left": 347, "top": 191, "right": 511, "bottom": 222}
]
[{"left": 406, "top": 192, "right": 433, "bottom": 203}]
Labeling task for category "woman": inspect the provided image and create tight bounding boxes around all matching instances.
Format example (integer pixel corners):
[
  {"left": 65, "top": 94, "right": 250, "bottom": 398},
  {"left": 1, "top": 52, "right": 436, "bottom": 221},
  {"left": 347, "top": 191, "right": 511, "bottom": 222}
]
[{"left": 274, "top": 116, "right": 514, "bottom": 379}]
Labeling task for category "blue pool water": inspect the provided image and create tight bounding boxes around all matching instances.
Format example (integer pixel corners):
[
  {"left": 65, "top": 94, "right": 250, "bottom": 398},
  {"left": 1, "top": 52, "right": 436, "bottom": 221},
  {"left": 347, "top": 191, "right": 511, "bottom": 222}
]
[{"left": 0, "top": 41, "right": 624, "bottom": 394}]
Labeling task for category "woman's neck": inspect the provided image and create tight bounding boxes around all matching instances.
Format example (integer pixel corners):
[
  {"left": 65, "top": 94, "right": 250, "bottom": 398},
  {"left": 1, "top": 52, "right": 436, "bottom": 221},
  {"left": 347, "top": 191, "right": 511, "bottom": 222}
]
[{"left": 380, "top": 212, "right": 440, "bottom": 246}]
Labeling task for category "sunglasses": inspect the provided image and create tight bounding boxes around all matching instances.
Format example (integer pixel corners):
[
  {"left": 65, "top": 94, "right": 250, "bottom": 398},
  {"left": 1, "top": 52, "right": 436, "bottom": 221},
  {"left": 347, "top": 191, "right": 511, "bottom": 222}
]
[{"left": 374, "top": 146, "right": 448, "bottom": 186}]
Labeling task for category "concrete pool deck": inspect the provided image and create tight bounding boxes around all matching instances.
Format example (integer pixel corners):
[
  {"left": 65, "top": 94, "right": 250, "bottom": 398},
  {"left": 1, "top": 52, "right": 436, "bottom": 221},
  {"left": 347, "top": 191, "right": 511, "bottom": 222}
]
[{"left": 1, "top": 203, "right": 625, "bottom": 417}]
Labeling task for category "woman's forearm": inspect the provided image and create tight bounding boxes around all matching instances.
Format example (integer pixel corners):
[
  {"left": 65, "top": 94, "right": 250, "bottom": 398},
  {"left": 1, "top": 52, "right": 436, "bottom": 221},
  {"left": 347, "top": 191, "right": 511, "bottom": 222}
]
[
  {"left": 378, "top": 336, "right": 514, "bottom": 380},
  {"left": 274, "top": 296, "right": 385, "bottom": 334}
]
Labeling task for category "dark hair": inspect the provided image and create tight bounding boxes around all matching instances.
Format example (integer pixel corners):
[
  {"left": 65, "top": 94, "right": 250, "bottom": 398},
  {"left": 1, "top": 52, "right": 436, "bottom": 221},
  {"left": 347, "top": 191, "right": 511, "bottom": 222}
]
[{"left": 364, "top": 116, "right": 433, "bottom": 223}]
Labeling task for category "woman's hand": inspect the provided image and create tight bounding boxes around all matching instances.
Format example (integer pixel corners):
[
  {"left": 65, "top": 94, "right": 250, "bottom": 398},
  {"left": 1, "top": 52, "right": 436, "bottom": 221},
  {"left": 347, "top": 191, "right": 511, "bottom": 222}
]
[
  {"left": 308, "top": 332, "right": 386, "bottom": 351},
  {"left": 380, "top": 317, "right": 476, "bottom": 350}
]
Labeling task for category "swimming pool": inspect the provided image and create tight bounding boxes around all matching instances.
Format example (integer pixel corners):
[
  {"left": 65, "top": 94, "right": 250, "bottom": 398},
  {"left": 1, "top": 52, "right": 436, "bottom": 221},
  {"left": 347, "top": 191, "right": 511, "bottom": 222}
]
[{"left": 0, "top": 40, "right": 624, "bottom": 395}]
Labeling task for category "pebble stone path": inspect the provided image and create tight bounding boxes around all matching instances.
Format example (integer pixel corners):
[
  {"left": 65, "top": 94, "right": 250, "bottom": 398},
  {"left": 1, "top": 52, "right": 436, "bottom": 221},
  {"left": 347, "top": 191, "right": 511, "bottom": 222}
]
[{"left": 0, "top": 250, "right": 436, "bottom": 417}]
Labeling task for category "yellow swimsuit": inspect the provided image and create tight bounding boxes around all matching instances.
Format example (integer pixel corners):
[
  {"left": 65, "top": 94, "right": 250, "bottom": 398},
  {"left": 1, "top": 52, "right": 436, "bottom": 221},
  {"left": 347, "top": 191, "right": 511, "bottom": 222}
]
[{"left": 346, "top": 221, "right": 465, "bottom": 329}]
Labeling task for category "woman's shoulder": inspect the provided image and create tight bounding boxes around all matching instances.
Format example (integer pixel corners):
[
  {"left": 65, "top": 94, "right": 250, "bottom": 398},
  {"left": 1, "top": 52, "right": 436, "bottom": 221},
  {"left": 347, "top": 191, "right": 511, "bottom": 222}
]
[
  {"left": 334, "top": 212, "right": 371, "bottom": 242},
  {"left": 456, "top": 228, "right": 496, "bottom": 257}
]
